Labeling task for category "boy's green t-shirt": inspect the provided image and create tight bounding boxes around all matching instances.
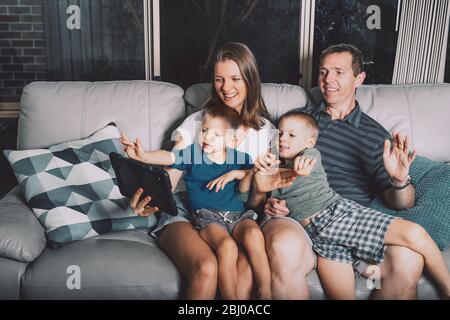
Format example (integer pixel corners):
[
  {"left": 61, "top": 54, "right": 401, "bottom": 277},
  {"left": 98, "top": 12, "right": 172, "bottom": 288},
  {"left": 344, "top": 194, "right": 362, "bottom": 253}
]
[{"left": 272, "top": 147, "right": 341, "bottom": 221}]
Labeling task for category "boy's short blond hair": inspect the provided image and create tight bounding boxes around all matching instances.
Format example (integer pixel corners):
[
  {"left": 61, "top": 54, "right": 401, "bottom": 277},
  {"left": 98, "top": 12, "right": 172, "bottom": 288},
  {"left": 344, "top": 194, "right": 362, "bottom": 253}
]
[
  {"left": 279, "top": 111, "right": 319, "bottom": 141},
  {"left": 202, "top": 104, "right": 242, "bottom": 130}
]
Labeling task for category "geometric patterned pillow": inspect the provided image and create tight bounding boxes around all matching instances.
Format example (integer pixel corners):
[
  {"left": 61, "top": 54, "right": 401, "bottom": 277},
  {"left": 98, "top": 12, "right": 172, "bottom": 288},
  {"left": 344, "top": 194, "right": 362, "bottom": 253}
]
[{"left": 4, "top": 123, "right": 156, "bottom": 247}]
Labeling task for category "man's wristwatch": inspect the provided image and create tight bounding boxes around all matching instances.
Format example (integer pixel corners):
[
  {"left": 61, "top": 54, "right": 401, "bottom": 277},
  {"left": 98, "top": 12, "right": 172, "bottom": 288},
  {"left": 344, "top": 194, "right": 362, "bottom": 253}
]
[{"left": 389, "top": 175, "right": 411, "bottom": 190}]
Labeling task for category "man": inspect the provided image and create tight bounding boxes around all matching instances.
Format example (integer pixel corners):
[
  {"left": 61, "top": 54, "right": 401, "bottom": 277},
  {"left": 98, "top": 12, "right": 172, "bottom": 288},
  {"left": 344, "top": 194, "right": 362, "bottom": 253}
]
[{"left": 250, "top": 44, "right": 424, "bottom": 299}]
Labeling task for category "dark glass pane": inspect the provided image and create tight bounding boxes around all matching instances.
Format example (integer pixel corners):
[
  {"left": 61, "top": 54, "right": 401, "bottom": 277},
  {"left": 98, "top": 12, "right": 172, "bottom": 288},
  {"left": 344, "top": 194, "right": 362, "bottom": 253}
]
[
  {"left": 313, "top": 0, "right": 399, "bottom": 85},
  {"left": 160, "top": 0, "right": 300, "bottom": 89},
  {"left": 43, "top": 0, "right": 145, "bottom": 81},
  {"left": 446, "top": 20, "right": 450, "bottom": 83},
  {"left": 0, "top": 119, "right": 18, "bottom": 198}
]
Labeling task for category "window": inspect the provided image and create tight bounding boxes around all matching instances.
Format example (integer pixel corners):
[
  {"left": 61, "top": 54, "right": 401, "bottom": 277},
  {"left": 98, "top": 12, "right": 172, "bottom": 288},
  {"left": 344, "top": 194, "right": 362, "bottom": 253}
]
[
  {"left": 0, "top": 0, "right": 146, "bottom": 197},
  {"left": 313, "top": 0, "right": 400, "bottom": 84},
  {"left": 44, "top": 0, "right": 145, "bottom": 81},
  {"left": 0, "top": 0, "right": 146, "bottom": 105},
  {"left": 159, "top": 0, "right": 301, "bottom": 89}
]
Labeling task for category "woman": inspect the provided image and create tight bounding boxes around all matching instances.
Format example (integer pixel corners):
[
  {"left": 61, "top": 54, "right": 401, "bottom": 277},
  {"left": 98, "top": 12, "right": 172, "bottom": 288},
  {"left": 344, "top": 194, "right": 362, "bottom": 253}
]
[{"left": 124, "top": 42, "right": 276, "bottom": 299}]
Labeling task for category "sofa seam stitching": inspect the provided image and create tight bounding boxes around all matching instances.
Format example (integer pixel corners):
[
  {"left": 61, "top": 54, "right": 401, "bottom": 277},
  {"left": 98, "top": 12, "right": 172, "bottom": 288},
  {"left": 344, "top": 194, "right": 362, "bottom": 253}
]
[{"left": 0, "top": 247, "right": 33, "bottom": 262}]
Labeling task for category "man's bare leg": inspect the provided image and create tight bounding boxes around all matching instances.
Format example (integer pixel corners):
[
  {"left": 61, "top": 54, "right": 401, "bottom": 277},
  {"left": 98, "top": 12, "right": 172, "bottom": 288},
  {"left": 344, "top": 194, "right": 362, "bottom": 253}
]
[
  {"left": 362, "top": 245, "right": 424, "bottom": 300},
  {"left": 317, "top": 257, "right": 355, "bottom": 300}
]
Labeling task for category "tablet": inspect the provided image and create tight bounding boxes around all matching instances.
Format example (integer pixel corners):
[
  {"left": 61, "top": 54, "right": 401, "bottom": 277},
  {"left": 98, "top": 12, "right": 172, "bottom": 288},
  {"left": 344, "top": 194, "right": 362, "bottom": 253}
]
[{"left": 109, "top": 152, "right": 178, "bottom": 216}]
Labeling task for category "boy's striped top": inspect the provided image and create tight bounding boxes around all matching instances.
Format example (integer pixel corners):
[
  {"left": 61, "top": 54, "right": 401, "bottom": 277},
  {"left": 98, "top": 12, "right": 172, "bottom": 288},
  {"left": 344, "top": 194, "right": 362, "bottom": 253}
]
[{"left": 296, "top": 101, "right": 392, "bottom": 206}]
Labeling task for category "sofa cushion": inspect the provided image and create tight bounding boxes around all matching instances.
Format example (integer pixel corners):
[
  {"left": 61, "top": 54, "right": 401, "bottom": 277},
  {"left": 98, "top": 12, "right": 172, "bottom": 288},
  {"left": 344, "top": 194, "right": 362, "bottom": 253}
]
[
  {"left": 0, "top": 256, "right": 28, "bottom": 300},
  {"left": 18, "top": 81, "right": 185, "bottom": 152},
  {"left": 0, "top": 186, "right": 46, "bottom": 262},
  {"left": 21, "top": 230, "right": 181, "bottom": 300},
  {"left": 4, "top": 123, "right": 157, "bottom": 247},
  {"left": 370, "top": 156, "right": 450, "bottom": 250},
  {"left": 185, "top": 83, "right": 309, "bottom": 123}
]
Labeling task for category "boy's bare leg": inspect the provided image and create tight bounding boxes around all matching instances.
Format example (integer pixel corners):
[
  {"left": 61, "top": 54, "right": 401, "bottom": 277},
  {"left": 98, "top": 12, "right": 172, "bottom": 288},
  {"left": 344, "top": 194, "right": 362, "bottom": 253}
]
[
  {"left": 236, "top": 251, "right": 254, "bottom": 300},
  {"left": 384, "top": 219, "right": 450, "bottom": 298},
  {"left": 233, "top": 219, "right": 272, "bottom": 300},
  {"left": 317, "top": 257, "right": 356, "bottom": 300},
  {"left": 199, "top": 224, "right": 239, "bottom": 300}
]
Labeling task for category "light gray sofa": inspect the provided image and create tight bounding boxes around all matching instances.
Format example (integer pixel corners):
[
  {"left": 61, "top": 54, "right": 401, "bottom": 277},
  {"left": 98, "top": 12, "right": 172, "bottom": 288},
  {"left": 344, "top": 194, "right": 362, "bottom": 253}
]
[{"left": 0, "top": 80, "right": 448, "bottom": 300}]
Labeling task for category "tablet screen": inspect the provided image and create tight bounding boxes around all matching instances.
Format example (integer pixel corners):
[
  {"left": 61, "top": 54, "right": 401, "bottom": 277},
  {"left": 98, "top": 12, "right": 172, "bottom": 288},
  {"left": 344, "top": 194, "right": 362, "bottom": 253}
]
[{"left": 109, "top": 152, "right": 178, "bottom": 216}]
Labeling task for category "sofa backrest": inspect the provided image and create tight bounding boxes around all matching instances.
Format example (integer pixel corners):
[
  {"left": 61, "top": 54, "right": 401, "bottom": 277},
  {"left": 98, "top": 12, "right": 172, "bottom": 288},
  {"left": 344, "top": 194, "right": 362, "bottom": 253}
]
[
  {"left": 310, "top": 84, "right": 450, "bottom": 163},
  {"left": 18, "top": 81, "right": 185, "bottom": 151},
  {"left": 184, "top": 83, "right": 309, "bottom": 124}
]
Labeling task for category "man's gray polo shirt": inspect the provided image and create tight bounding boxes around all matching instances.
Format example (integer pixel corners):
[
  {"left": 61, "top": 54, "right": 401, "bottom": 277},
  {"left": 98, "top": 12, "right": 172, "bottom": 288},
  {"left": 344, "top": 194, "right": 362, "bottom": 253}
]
[{"left": 296, "top": 101, "right": 392, "bottom": 206}]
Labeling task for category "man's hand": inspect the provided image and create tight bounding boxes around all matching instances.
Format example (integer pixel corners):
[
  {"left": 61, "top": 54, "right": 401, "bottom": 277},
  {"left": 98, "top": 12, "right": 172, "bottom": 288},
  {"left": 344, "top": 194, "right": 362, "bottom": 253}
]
[
  {"left": 383, "top": 132, "right": 417, "bottom": 183},
  {"left": 206, "top": 170, "right": 245, "bottom": 192},
  {"left": 264, "top": 198, "right": 289, "bottom": 217},
  {"left": 293, "top": 156, "right": 317, "bottom": 176},
  {"left": 129, "top": 188, "right": 159, "bottom": 217},
  {"left": 120, "top": 132, "right": 145, "bottom": 162}
]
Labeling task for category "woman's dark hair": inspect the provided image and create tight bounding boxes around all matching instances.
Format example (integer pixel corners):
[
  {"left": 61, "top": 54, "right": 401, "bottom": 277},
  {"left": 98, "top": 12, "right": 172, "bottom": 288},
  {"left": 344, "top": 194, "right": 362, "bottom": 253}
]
[{"left": 204, "top": 42, "right": 270, "bottom": 130}]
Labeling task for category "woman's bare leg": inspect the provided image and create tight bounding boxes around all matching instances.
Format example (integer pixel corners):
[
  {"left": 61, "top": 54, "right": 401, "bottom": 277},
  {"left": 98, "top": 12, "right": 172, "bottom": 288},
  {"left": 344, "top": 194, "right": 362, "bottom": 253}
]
[
  {"left": 384, "top": 219, "right": 450, "bottom": 298},
  {"left": 317, "top": 257, "right": 355, "bottom": 300},
  {"left": 158, "top": 221, "right": 218, "bottom": 299},
  {"left": 262, "top": 218, "right": 315, "bottom": 299},
  {"left": 199, "top": 224, "right": 239, "bottom": 300},
  {"left": 233, "top": 219, "right": 272, "bottom": 299}
]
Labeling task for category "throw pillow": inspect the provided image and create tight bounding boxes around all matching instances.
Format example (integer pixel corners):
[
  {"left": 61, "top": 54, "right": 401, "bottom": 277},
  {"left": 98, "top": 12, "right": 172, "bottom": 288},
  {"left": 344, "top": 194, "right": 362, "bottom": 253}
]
[
  {"left": 370, "top": 156, "right": 450, "bottom": 250},
  {"left": 4, "top": 123, "right": 156, "bottom": 247}
]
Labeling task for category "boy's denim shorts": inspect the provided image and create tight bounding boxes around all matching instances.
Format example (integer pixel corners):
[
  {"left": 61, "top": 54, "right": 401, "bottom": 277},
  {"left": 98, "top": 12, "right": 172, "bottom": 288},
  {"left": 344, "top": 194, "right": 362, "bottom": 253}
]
[{"left": 194, "top": 208, "right": 258, "bottom": 234}]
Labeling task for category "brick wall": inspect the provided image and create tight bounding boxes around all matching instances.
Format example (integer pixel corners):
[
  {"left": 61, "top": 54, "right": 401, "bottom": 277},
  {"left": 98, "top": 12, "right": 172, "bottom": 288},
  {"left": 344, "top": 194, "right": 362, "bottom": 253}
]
[{"left": 0, "top": 0, "right": 46, "bottom": 103}]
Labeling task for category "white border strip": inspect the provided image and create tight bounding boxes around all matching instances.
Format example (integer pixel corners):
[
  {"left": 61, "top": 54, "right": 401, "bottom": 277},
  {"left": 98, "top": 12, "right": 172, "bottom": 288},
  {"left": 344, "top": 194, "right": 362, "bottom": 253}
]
[
  {"left": 152, "top": 0, "right": 161, "bottom": 78},
  {"left": 439, "top": 0, "right": 450, "bottom": 82},
  {"left": 144, "top": 0, "right": 152, "bottom": 80},
  {"left": 299, "top": 0, "right": 316, "bottom": 91}
]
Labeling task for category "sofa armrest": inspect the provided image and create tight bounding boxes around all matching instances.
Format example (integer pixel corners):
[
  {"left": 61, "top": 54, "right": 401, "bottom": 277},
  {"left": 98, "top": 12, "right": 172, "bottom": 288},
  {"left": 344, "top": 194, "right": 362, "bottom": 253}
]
[{"left": 0, "top": 187, "right": 46, "bottom": 262}]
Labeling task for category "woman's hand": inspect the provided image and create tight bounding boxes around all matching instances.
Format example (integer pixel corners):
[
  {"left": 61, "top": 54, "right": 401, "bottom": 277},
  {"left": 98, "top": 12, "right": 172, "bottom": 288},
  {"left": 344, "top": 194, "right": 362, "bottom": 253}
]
[
  {"left": 207, "top": 170, "right": 245, "bottom": 192},
  {"left": 129, "top": 188, "right": 159, "bottom": 217},
  {"left": 293, "top": 156, "right": 317, "bottom": 176},
  {"left": 264, "top": 197, "right": 289, "bottom": 217},
  {"left": 120, "top": 132, "right": 145, "bottom": 162}
]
